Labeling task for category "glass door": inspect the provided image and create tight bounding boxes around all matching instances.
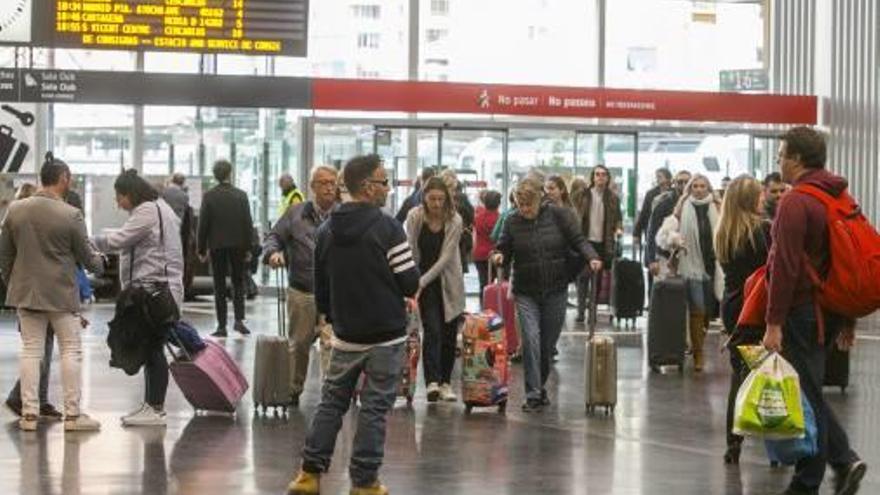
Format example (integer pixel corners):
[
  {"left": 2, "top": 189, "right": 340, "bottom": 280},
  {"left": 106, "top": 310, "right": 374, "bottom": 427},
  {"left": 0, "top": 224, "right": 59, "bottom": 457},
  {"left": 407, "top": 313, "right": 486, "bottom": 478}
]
[
  {"left": 575, "top": 132, "right": 638, "bottom": 229},
  {"left": 750, "top": 135, "right": 778, "bottom": 179},
  {"left": 374, "top": 126, "right": 441, "bottom": 215}
]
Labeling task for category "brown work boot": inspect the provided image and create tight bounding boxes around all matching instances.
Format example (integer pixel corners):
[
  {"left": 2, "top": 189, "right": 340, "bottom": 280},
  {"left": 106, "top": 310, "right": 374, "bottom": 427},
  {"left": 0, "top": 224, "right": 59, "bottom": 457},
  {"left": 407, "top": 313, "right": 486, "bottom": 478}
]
[
  {"left": 287, "top": 470, "right": 320, "bottom": 495},
  {"left": 689, "top": 313, "right": 707, "bottom": 372}
]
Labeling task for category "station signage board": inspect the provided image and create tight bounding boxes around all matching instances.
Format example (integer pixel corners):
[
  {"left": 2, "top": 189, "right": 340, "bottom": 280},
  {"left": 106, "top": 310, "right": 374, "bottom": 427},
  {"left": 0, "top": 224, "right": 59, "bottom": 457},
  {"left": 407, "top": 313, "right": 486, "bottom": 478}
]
[
  {"left": 0, "top": 70, "right": 818, "bottom": 126},
  {"left": 0, "top": 0, "right": 309, "bottom": 56}
]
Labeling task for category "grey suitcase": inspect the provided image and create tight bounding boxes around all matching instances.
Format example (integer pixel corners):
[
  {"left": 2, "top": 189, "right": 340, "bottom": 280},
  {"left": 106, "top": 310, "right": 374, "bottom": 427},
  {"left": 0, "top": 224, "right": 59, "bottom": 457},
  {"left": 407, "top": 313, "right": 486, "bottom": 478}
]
[
  {"left": 585, "top": 271, "right": 618, "bottom": 415},
  {"left": 647, "top": 275, "right": 687, "bottom": 372},
  {"left": 252, "top": 269, "right": 292, "bottom": 415}
]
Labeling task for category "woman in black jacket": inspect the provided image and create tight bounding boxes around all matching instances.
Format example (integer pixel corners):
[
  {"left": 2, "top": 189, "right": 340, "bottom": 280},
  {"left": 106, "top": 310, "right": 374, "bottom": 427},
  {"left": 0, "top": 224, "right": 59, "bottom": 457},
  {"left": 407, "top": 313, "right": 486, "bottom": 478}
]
[
  {"left": 493, "top": 178, "right": 601, "bottom": 412},
  {"left": 713, "top": 175, "right": 771, "bottom": 465}
]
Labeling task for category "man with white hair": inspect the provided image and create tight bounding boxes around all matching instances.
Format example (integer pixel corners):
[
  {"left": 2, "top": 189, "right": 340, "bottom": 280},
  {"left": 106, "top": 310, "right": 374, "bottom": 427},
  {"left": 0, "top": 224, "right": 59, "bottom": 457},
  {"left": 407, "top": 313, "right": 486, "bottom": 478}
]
[{"left": 264, "top": 166, "right": 340, "bottom": 406}]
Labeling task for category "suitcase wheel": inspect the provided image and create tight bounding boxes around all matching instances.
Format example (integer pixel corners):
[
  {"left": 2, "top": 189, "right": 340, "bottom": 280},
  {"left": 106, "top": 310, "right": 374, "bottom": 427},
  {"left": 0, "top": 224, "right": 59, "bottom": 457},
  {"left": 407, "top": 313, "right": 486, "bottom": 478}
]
[
  {"left": 465, "top": 404, "right": 473, "bottom": 415},
  {"left": 497, "top": 401, "right": 507, "bottom": 415}
]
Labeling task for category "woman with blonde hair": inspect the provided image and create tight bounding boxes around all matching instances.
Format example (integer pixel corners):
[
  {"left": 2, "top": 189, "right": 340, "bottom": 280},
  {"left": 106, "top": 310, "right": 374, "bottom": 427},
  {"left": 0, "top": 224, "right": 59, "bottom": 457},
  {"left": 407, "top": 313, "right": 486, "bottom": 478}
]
[
  {"left": 657, "top": 174, "right": 721, "bottom": 371},
  {"left": 714, "top": 175, "right": 771, "bottom": 464},
  {"left": 492, "top": 178, "right": 601, "bottom": 412}
]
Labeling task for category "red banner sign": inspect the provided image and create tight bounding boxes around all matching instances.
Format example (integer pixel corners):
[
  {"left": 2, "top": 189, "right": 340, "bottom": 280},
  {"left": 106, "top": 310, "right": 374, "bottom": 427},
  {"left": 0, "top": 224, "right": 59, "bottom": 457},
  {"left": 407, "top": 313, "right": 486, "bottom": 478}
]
[{"left": 312, "top": 79, "right": 817, "bottom": 125}]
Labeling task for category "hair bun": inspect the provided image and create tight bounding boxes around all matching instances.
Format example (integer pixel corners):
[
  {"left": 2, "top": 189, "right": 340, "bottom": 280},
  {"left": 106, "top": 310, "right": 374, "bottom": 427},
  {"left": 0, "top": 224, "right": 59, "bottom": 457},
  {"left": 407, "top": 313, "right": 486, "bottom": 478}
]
[{"left": 44, "top": 151, "right": 54, "bottom": 163}]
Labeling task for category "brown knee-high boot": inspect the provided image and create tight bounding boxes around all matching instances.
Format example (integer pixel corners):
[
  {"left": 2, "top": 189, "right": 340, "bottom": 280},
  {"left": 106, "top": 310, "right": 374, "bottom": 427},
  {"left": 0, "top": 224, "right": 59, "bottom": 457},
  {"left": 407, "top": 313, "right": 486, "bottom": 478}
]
[{"left": 689, "top": 312, "right": 707, "bottom": 372}]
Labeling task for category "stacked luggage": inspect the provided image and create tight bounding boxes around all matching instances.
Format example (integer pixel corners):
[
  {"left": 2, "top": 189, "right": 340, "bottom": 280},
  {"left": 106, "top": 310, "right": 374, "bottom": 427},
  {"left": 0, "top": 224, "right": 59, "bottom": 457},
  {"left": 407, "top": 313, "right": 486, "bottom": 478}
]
[{"left": 460, "top": 311, "right": 509, "bottom": 414}]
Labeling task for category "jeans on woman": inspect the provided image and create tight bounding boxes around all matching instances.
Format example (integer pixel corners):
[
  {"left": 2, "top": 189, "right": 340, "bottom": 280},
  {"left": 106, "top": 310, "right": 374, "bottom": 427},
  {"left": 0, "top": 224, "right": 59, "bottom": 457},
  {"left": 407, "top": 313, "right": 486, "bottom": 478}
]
[
  {"left": 515, "top": 290, "right": 568, "bottom": 401},
  {"left": 420, "top": 287, "right": 458, "bottom": 385},
  {"left": 144, "top": 345, "right": 169, "bottom": 408}
]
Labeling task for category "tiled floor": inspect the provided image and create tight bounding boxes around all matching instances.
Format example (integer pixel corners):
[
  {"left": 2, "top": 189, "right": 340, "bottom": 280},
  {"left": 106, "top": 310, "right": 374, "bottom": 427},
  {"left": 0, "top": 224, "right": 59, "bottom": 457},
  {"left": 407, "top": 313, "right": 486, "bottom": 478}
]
[{"left": 0, "top": 298, "right": 877, "bottom": 495}]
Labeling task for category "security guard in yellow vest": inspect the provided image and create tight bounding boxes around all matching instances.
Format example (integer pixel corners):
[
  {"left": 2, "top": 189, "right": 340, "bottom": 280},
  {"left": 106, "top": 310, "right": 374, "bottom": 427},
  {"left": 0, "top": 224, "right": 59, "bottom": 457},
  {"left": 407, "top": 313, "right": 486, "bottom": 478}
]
[{"left": 278, "top": 173, "right": 305, "bottom": 217}]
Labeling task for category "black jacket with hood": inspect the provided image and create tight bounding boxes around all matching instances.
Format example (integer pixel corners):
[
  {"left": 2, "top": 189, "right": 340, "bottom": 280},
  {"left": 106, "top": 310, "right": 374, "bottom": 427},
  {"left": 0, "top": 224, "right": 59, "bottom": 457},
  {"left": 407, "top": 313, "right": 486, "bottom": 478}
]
[{"left": 315, "top": 202, "right": 420, "bottom": 345}]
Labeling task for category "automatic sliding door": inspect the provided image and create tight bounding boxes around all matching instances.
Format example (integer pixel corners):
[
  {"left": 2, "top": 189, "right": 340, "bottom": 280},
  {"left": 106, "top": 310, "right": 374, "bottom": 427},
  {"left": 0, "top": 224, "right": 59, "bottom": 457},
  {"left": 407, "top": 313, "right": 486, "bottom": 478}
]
[{"left": 374, "top": 127, "right": 440, "bottom": 215}]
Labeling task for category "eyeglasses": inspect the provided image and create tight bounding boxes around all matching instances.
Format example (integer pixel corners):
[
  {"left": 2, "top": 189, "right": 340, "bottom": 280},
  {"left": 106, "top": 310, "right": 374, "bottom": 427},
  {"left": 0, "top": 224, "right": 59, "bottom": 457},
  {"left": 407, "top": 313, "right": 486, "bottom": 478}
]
[
  {"left": 367, "top": 179, "right": 390, "bottom": 187},
  {"left": 312, "top": 180, "right": 336, "bottom": 188}
]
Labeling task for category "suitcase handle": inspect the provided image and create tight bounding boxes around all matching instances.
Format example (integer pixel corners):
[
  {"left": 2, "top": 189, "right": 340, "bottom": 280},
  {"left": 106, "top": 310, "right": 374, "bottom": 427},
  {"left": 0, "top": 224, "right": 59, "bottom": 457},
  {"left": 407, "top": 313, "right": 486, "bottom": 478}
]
[
  {"left": 588, "top": 269, "right": 599, "bottom": 339},
  {"left": 276, "top": 268, "right": 287, "bottom": 338}
]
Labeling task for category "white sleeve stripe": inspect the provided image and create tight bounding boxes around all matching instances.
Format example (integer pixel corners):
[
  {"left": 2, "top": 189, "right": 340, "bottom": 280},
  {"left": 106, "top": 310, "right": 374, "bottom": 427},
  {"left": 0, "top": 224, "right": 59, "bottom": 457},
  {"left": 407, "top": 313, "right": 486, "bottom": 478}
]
[
  {"left": 389, "top": 252, "right": 412, "bottom": 266},
  {"left": 392, "top": 260, "right": 416, "bottom": 273},
  {"left": 387, "top": 242, "right": 410, "bottom": 258}
]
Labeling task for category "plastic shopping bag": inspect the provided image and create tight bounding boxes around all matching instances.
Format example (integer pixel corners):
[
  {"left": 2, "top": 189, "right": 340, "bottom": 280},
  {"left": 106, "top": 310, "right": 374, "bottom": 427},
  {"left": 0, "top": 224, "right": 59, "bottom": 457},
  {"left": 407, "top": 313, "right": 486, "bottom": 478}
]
[
  {"left": 765, "top": 395, "right": 818, "bottom": 465},
  {"left": 737, "top": 345, "right": 771, "bottom": 370},
  {"left": 733, "top": 352, "right": 805, "bottom": 439}
]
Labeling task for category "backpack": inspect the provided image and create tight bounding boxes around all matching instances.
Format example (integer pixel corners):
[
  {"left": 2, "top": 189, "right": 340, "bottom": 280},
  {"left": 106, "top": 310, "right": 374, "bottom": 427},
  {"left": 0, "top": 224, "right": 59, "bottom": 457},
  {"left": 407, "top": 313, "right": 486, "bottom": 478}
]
[
  {"left": 737, "top": 185, "right": 880, "bottom": 335},
  {"left": 796, "top": 184, "right": 880, "bottom": 319}
]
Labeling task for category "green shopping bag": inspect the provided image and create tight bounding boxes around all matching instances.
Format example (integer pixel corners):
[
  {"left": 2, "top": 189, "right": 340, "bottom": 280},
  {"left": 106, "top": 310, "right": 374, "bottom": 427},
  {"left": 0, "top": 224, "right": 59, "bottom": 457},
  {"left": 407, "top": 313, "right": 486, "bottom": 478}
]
[{"left": 733, "top": 352, "right": 805, "bottom": 439}]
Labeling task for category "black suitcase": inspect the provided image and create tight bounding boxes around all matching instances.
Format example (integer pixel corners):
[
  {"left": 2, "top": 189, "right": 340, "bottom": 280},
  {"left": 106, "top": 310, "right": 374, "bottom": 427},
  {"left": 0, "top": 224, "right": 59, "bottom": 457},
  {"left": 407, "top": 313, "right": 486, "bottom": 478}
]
[
  {"left": 610, "top": 251, "right": 645, "bottom": 327},
  {"left": 824, "top": 345, "right": 850, "bottom": 393},
  {"left": 647, "top": 276, "right": 687, "bottom": 372}
]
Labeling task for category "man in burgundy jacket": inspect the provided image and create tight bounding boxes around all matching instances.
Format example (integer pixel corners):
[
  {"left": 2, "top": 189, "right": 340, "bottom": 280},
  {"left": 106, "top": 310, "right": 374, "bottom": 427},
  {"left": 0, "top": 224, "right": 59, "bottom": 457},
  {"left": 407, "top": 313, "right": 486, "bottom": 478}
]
[{"left": 763, "top": 126, "right": 866, "bottom": 495}]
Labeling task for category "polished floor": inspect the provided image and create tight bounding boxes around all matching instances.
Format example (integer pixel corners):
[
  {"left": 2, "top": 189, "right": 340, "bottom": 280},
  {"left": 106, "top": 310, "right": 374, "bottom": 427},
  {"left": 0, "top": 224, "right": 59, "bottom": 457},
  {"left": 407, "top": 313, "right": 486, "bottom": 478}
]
[{"left": 0, "top": 297, "right": 878, "bottom": 495}]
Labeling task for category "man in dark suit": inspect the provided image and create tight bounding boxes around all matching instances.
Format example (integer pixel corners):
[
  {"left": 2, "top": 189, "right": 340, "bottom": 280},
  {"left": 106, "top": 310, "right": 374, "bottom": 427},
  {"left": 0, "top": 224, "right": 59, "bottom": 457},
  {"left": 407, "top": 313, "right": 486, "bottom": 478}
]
[{"left": 198, "top": 159, "right": 254, "bottom": 337}]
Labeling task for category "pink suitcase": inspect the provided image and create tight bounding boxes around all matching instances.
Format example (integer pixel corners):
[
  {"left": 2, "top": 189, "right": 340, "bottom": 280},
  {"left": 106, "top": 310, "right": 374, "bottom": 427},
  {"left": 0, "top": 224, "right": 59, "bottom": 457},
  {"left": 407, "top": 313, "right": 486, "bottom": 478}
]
[
  {"left": 169, "top": 339, "right": 249, "bottom": 413},
  {"left": 482, "top": 266, "right": 519, "bottom": 355}
]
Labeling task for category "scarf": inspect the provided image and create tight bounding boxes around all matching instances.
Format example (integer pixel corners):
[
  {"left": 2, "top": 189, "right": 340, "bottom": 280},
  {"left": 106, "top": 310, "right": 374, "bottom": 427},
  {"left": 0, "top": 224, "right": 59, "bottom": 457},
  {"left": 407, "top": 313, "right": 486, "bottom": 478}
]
[{"left": 678, "top": 195, "right": 719, "bottom": 282}]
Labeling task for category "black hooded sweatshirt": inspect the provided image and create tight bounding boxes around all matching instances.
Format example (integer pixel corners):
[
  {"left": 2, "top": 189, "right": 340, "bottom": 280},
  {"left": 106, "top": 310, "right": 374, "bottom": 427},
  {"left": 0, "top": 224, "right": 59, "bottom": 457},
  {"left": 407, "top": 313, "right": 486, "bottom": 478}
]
[{"left": 315, "top": 202, "right": 420, "bottom": 345}]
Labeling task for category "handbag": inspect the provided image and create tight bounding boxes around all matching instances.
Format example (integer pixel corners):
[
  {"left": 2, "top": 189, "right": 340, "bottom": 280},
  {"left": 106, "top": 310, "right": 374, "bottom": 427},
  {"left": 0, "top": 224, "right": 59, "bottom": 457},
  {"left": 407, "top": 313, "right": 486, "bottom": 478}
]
[{"left": 129, "top": 203, "right": 179, "bottom": 330}]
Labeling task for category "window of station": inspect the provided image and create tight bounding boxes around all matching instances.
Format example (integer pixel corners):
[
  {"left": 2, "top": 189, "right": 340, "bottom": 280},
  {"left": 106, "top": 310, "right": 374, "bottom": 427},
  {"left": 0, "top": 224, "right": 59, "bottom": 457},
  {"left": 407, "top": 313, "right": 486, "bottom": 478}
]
[
  {"left": 53, "top": 104, "right": 134, "bottom": 176},
  {"left": 53, "top": 49, "right": 136, "bottom": 71},
  {"left": 605, "top": 0, "right": 765, "bottom": 91},
  {"left": 357, "top": 33, "right": 382, "bottom": 49},
  {"left": 352, "top": 5, "right": 382, "bottom": 19},
  {"left": 419, "top": 0, "right": 597, "bottom": 86}
]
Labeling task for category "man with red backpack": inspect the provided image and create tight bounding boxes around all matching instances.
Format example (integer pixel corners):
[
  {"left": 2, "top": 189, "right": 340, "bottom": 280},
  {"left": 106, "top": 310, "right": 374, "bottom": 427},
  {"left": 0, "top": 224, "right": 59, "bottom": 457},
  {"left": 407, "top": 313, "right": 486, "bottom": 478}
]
[{"left": 763, "top": 126, "right": 867, "bottom": 495}]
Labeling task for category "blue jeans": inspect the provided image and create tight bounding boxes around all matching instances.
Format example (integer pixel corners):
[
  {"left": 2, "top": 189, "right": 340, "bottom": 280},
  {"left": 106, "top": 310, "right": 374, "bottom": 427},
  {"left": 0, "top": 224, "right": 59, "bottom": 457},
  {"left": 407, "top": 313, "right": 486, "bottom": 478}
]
[
  {"left": 301, "top": 343, "right": 404, "bottom": 487},
  {"left": 515, "top": 290, "right": 568, "bottom": 401},
  {"left": 782, "top": 304, "right": 858, "bottom": 491}
]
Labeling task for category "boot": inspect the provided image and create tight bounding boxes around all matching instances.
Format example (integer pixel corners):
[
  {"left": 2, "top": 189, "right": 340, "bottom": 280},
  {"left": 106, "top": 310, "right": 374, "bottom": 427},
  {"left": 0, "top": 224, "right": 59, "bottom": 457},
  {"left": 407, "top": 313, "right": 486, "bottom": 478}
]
[{"left": 689, "top": 313, "right": 707, "bottom": 372}]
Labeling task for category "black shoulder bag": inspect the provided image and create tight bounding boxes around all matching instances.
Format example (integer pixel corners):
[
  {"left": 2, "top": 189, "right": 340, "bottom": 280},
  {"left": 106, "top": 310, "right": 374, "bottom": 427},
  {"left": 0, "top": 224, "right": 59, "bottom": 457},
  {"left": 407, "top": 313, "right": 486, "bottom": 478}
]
[{"left": 130, "top": 203, "right": 180, "bottom": 331}]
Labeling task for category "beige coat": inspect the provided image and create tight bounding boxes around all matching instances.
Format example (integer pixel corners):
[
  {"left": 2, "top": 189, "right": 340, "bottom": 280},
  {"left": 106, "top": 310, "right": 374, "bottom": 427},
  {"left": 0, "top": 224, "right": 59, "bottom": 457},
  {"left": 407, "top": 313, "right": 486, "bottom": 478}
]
[
  {"left": 0, "top": 192, "right": 104, "bottom": 313},
  {"left": 405, "top": 207, "right": 465, "bottom": 323}
]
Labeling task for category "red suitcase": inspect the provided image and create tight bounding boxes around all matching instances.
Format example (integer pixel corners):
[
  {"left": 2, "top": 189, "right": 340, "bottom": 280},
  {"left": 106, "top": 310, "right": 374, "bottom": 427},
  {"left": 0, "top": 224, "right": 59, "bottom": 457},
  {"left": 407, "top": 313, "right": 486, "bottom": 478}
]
[{"left": 482, "top": 265, "right": 519, "bottom": 355}]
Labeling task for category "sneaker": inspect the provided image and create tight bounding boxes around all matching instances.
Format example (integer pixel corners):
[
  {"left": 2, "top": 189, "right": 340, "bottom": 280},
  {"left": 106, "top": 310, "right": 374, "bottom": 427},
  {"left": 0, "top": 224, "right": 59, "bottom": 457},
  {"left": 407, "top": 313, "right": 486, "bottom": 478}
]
[
  {"left": 211, "top": 327, "right": 228, "bottom": 338},
  {"left": 521, "top": 399, "right": 543, "bottom": 413},
  {"left": 426, "top": 382, "right": 440, "bottom": 403},
  {"left": 5, "top": 398, "right": 22, "bottom": 417},
  {"left": 39, "top": 403, "right": 64, "bottom": 421},
  {"left": 122, "top": 405, "right": 167, "bottom": 427},
  {"left": 439, "top": 384, "right": 457, "bottom": 402},
  {"left": 19, "top": 414, "right": 37, "bottom": 431},
  {"left": 350, "top": 481, "right": 389, "bottom": 495},
  {"left": 64, "top": 414, "right": 101, "bottom": 432},
  {"left": 835, "top": 460, "right": 867, "bottom": 495},
  {"left": 234, "top": 321, "right": 251, "bottom": 335},
  {"left": 286, "top": 470, "right": 320, "bottom": 495},
  {"left": 121, "top": 403, "right": 149, "bottom": 423}
]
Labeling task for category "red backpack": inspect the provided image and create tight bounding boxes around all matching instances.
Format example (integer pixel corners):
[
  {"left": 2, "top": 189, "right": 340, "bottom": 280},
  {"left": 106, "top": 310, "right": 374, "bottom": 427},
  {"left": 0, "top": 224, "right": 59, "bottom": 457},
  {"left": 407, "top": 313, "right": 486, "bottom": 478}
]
[
  {"left": 737, "top": 184, "right": 880, "bottom": 334},
  {"left": 796, "top": 184, "right": 880, "bottom": 318}
]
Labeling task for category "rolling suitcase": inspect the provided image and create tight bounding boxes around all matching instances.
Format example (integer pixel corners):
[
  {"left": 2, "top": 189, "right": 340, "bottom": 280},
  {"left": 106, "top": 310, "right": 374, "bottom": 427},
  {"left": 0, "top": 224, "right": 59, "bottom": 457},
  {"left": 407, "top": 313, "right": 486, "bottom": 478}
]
[
  {"left": 585, "top": 271, "right": 618, "bottom": 414},
  {"left": 398, "top": 311, "right": 422, "bottom": 405},
  {"left": 168, "top": 332, "right": 249, "bottom": 414},
  {"left": 647, "top": 272, "right": 688, "bottom": 373},
  {"left": 461, "top": 312, "right": 509, "bottom": 414},
  {"left": 610, "top": 243, "right": 646, "bottom": 328},
  {"left": 252, "top": 269, "right": 292, "bottom": 415},
  {"left": 482, "top": 265, "right": 519, "bottom": 355},
  {"left": 824, "top": 345, "right": 850, "bottom": 393}
]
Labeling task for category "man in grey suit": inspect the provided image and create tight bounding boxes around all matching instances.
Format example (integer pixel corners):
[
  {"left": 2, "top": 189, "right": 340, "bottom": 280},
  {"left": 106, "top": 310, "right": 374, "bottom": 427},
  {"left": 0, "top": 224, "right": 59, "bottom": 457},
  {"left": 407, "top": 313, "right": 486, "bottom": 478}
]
[{"left": 0, "top": 156, "right": 106, "bottom": 432}]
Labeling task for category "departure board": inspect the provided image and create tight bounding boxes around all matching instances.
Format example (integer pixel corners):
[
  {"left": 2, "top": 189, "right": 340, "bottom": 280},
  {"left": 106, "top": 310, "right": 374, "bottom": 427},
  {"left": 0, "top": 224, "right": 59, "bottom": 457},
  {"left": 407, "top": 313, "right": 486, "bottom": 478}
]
[{"left": 0, "top": 0, "right": 308, "bottom": 56}]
